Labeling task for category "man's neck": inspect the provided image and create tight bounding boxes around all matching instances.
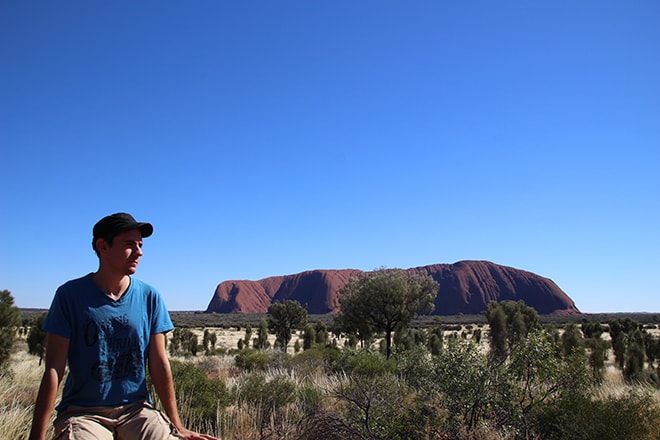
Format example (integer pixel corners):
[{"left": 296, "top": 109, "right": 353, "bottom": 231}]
[{"left": 92, "top": 271, "right": 130, "bottom": 300}]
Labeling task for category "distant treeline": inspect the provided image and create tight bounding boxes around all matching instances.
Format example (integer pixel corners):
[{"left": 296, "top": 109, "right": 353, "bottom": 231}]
[{"left": 21, "top": 308, "right": 660, "bottom": 329}]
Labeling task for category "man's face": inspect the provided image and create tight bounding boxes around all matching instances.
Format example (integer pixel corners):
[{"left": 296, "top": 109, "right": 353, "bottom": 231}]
[{"left": 102, "top": 229, "right": 144, "bottom": 275}]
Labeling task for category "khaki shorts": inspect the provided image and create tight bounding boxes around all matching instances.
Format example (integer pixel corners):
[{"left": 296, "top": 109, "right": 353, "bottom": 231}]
[{"left": 53, "top": 400, "right": 181, "bottom": 440}]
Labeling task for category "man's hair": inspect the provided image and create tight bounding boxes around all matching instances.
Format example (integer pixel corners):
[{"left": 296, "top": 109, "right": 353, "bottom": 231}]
[{"left": 92, "top": 235, "right": 116, "bottom": 256}]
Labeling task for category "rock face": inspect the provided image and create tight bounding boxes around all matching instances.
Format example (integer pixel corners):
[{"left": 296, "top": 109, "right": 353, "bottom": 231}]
[{"left": 205, "top": 260, "right": 580, "bottom": 315}]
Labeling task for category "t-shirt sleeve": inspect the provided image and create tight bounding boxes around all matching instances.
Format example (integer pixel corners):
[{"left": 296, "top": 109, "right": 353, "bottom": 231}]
[
  {"left": 42, "top": 287, "right": 72, "bottom": 339},
  {"left": 150, "top": 290, "right": 174, "bottom": 335}
]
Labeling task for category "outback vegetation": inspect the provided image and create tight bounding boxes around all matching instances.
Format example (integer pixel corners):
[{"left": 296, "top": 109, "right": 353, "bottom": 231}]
[{"left": 4, "top": 275, "right": 660, "bottom": 439}]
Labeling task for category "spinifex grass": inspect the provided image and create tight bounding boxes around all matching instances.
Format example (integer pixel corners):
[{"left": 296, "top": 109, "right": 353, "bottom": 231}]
[{"left": 0, "top": 351, "right": 56, "bottom": 440}]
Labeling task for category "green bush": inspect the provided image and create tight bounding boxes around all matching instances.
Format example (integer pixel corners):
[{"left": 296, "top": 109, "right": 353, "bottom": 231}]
[
  {"left": 235, "top": 372, "right": 297, "bottom": 409},
  {"left": 297, "top": 383, "right": 323, "bottom": 414},
  {"left": 233, "top": 371, "right": 299, "bottom": 437},
  {"left": 332, "top": 348, "right": 395, "bottom": 376},
  {"left": 163, "top": 360, "right": 230, "bottom": 431},
  {"left": 27, "top": 312, "right": 48, "bottom": 365},
  {"left": 430, "top": 338, "right": 493, "bottom": 434},
  {"left": 0, "top": 290, "right": 21, "bottom": 371},
  {"left": 287, "top": 345, "right": 341, "bottom": 379},
  {"left": 532, "top": 389, "right": 660, "bottom": 440},
  {"left": 234, "top": 348, "right": 274, "bottom": 371},
  {"left": 333, "top": 371, "right": 444, "bottom": 440}
]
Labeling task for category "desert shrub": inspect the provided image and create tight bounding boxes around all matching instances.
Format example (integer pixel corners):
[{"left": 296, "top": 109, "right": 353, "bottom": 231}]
[
  {"left": 252, "top": 318, "right": 271, "bottom": 350},
  {"left": 234, "top": 348, "right": 274, "bottom": 372},
  {"left": 343, "top": 333, "right": 359, "bottom": 348},
  {"left": 427, "top": 333, "right": 442, "bottom": 355},
  {"left": 317, "top": 347, "right": 446, "bottom": 439},
  {"left": 315, "top": 321, "right": 329, "bottom": 345},
  {"left": 560, "top": 323, "right": 585, "bottom": 357},
  {"left": 169, "top": 328, "right": 198, "bottom": 356},
  {"left": 26, "top": 312, "right": 48, "bottom": 365},
  {"left": 624, "top": 329, "right": 647, "bottom": 383},
  {"left": 0, "top": 290, "right": 21, "bottom": 371},
  {"left": 297, "top": 383, "right": 324, "bottom": 415},
  {"left": 472, "top": 328, "right": 482, "bottom": 344},
  {"left": 644, "top": 332, "right": 660, "bottom": 369},
  {"left": 581, "top": 321, "right": 604, "bottom": 339},
  {"left": 504, "top": 330, "right": 594, "bottom": 437},
  {"left": 486, "top": 300, "right": 540, "bottom": 360},
  {"left": 302, "top": 323, "right": 316, "bottom": 350},
  {"left": 287, "top": 345, "right": 340, "bottom": 379},
  {"left": 531, "top": 389, "right": 660, "bottom": 440},
  {"left": 609, "top": 317, "right": 641, "bottom": 371},
  {"left": 431, "top": 338, "right": 496, "bottom": 435},
  {"left": 233, "top": 372, "right": 299, "bottom": 437},
  {"left": 395, "top": 327, "right": 427, "bottom": 352},
  {"left": 332, "top": 348, "right": 395, "bottom": 376},
  {"left": 158, "top": 359, "right": 230, "bottom": 431},
  {"left": 235, "top": 372, "right": 297, "bottom": 409},
  {"left": 397, "top": 330, "right": 595, "bottom": 438},
  {"left": 332, "top": 371, "right": 444, "bottom": 440},
  {"left": 585, "top": 337, "right": 610, "bottom": 383},
  {"left": 394, "top": 346, "right": 434, "bottom": 390}
]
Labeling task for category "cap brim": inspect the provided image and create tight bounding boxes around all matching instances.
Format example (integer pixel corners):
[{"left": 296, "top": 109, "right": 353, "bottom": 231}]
[{"left": 137, "top": 222, "right": 153, "bottom": 238}]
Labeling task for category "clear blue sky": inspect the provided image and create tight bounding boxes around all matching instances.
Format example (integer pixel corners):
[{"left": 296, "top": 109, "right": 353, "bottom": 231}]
[{"left": 1, "top": 1, "right": 658, "bottom": 313}]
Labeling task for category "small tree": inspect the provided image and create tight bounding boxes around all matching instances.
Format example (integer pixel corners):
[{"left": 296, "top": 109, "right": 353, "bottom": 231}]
[
  {"left": 561, "top": 323, "right": 585, "bottom": 357},
  {"left": 314, "top": 321, "right": 329, "bottom": 345},
  {"left": 268, "top": 300, "right": 308, "bottom": 351},
  {"left": 202, "top": 329, "right": 217, "bottom": 355},
  {"left": 485, "top": 300, "right": 540, "bottom": 359},
  {"left": 169, "top": 329, "right": 181, "bottom": 356},
  {"left": 585, "top": 337, "right": 610, "bottom": 383},
  {"left": 609, "top": 318, "right": 640, "bottom": 371},
  {"left": 188, "top": 333, "right": 199, "bottom": 356},
  {"left": 169, "top": 328, "right": 198, "bottom": 356},
  {"left": 243, "top": 323, "right": 253, "bottom": 348},
  {"left": 581, "top": 321, "right": 604, "bottom": 339},
  {"left": 253, "top": 318, "right": 270, "bottom": 350},
  {"left": 644, "top": 332, "right": 660, "bottom": 369},
  {"left": 507, "top": 330, "right": 593, "bottom": 437},
  {"left": 334, "top": 268, "right": 438, "bottom": 358},
  {"left": 27, "top": 312, "right": 48, "bottom": 365},
  {"left": 624, "top": 329, "right": 646, "bottom": 382},
  {"left": 427, "top": 326, "right": 444, "bottom": 355},
  {"left": 209, "top": 331, "right": 217, "bottom": 352},
  {"left": 0, "top": 290, "right": 21, "bottom": 370},
  {"left": 302, "top": 324, "right": 316, "bottom": 350}
]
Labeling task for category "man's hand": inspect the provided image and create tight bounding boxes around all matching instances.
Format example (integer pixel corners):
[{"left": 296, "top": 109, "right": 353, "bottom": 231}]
[{"left": 175, "top": 426, "right": 219, "bottom": 440}]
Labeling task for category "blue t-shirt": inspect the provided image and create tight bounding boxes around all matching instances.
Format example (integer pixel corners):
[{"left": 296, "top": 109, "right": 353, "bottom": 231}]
[{"left": 43, "top": 273, "right": 174, "bottom": 411}]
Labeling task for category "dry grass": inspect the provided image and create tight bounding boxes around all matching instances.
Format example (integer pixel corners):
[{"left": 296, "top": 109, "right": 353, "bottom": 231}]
[{"left": 0, "top": 350, "right": 56, "bottom": 440}]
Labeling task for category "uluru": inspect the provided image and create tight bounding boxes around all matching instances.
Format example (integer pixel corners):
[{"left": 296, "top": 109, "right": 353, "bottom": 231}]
[{"left": 205, "top": 260, "right": 580, "bottom": 315}]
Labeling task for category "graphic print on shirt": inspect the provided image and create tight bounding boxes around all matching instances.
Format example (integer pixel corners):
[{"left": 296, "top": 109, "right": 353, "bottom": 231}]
[{"left": 84, "top": 313, "right": 144, "bottom": 384}]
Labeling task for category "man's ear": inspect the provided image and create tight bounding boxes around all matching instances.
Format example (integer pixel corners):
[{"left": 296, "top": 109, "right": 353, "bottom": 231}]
[{"left": 94, "top": 238, "right": 109, "bottom": 254}]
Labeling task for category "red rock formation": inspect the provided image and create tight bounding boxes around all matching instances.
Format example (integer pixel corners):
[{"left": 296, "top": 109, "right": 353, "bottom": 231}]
[{"left": 205, "top": 261, "right": 580, "bottom": 315}]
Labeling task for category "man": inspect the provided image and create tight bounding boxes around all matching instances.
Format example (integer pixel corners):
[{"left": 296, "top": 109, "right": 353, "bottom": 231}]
[{"left": 29, "top": 213, "right": 217, "bottom": 440}]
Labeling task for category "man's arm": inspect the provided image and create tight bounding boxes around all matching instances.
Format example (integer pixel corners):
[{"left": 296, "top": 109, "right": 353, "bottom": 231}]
[
  {"left": 29, "top": 333, "right": 69, "bottom": 440},
  {"left": 148, "top": 332, "right": 218, "bottom": 440}
]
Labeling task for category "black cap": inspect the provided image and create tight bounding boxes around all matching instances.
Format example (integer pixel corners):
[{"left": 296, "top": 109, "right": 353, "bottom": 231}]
[{"left": 93, "top": 213, "right": 153, "bottom": 247}]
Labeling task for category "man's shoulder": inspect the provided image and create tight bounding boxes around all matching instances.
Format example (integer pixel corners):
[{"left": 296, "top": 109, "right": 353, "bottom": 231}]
[
  {"left": 129, "top": 277, "right": 162, "bottom": 298},
  {"left": 130, "top": 277, "right": 154, "bottom": 290},
  {"left": 56, "top": 273, "right": 94, "bottom": 294}
]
